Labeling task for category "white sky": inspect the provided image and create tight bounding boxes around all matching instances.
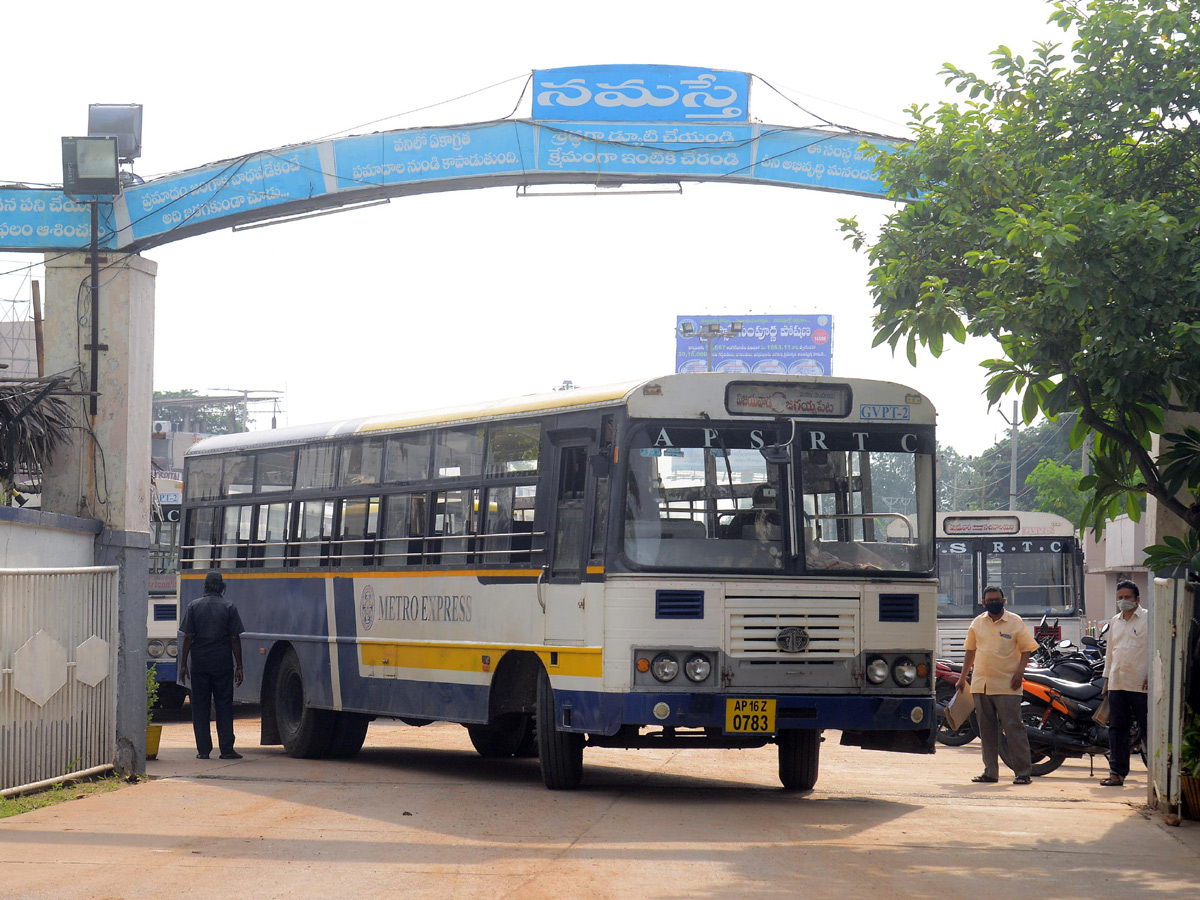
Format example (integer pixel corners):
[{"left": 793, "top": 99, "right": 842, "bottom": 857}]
[{"left": 0, "top": 1, "right": 1062, "bottom": 456}]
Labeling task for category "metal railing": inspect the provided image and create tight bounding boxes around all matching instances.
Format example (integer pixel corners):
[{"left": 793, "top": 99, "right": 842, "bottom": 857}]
[
  {"left": 1, "top": 567, "right": 120, "bottom": 795},
  {"left": 180, "top": 529, "right": 547, "bottom": 570}
]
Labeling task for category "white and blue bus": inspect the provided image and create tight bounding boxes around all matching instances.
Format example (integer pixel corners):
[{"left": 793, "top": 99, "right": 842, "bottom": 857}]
[
  {"left": 179, "top": 373, "right": 938, "bottom": 789},
  {"left": 935, "top": 510, "right": 1085, "bottom": 661},
  {"left": 147, "top": 475, "right": 186, "bottom": 708}
]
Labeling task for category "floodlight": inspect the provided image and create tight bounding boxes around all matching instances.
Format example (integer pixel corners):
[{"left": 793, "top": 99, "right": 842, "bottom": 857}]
[
  {"left": 61, "top": 136, "right": 120, "bottom": 195},
  {"left": 679, "top": 322, "right": 695, "bottom": 336},
  {"left": 730, "top": 321, "right": 744, "bottom": 334},
  {"left": 88, "top": 103, "right": 143, "bottom": 161}
]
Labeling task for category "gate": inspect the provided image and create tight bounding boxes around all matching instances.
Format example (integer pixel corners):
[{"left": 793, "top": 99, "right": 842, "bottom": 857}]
[{"left": 0, "top": 567, "right": 120, "bottom": 795}]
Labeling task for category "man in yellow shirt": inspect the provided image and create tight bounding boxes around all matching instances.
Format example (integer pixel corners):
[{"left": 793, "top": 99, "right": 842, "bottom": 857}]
[{"left": 956, "top": 585, "right": 1038, "bottom": 785}]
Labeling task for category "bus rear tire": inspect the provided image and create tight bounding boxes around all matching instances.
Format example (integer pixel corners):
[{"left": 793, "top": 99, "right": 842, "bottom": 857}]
[
  {"left": 275, "top": 648, "right": 335, "bottom": 759},
  {"left": 778, "top": 729, "right": 820, "bottom": 791},
  {"left": 467, "top": 713, "right": 532, "bottom": 758},
  {"left": 536, "top": 669, "right": 583, "bottom": 789},
  {"left": 327, "top": 712, "right": 370, "bottom": 759}
]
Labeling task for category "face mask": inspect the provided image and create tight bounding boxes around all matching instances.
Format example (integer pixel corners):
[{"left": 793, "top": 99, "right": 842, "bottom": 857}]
[
  {"left": 1117, "top": 599, "right": 1138, "bottom": 612},
  {"left": 984, "top": 601, "right": 1005, "bottom": 616}
]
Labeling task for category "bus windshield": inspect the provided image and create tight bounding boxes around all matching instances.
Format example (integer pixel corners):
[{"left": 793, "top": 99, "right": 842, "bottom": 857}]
[{"left": 621, "top": 422, "right": 934, "bottom": 575}]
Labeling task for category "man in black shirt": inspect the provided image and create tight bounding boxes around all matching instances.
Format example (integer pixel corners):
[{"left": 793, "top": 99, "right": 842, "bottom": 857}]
[{"left": 179, "top": 571, "right": 245, "bottom": 760}]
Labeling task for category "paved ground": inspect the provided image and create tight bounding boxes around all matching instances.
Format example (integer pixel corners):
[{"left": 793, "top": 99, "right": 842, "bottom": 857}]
[{"left": 2, "top": 705, "right": 1198, "bottom": 899}]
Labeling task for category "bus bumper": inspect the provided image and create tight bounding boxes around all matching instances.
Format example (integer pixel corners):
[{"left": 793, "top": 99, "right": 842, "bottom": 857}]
[
  {"left": 147, "top": 660, "right": 177, "bottom": 682},
  {"left": 555, "top": 689, "right": 934, "bottom": 740}
]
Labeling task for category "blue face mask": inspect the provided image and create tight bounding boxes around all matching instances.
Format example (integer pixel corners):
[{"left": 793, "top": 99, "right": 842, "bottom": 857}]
[{"left": 984, "top": 600, "right": 1005, "bottom": 616}]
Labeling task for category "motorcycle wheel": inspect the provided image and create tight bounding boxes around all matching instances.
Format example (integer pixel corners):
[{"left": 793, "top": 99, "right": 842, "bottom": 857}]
[{"left": 999, "top": 709, "right": 1068, "bottom": 777}]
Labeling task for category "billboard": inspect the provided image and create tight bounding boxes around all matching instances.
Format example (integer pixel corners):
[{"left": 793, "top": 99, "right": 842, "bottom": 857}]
[{"left": 675, "top": 315, "right": 833, "bottom": 376}]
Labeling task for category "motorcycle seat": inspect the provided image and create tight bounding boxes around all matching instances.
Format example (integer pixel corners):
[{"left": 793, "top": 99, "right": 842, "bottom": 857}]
[{"left": 1024, "top": 670, "right": 1102, "bottom": 701}]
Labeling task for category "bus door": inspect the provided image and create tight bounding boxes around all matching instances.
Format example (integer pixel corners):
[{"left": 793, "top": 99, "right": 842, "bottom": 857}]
[{"left": 543, "top": 436, "right": 594, "bottom": 645}]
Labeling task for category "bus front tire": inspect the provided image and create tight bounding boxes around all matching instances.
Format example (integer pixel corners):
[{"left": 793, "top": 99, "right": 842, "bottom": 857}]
[
  {"left": 467, "top": 714, "right": 533, "bottom": 758},
  {"left": 778, "top": 729, "right": 820, "bottom": 791},
  {"left": 275, "top": 648, "right": 335, "bottom": 759},
  {"left": 536, "top": 669, "right": 583, "bottom": 789}
]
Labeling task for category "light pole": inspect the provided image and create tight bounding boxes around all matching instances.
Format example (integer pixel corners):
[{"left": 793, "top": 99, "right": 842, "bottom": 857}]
[{"left": 676, "top": 320, "right": 744, "bottom": 372}]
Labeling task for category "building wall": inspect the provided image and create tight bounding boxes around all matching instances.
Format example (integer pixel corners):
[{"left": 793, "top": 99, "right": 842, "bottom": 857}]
[
  {"left": 1084, "top": 515, "right": 1152, "bottom": 626},
  {"left": 0, "top": 507, "right": 100, "bottom": 567}
]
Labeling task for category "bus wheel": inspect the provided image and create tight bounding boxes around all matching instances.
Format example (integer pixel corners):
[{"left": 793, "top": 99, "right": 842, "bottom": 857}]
[
  {"left": 467, "top": 714, "right": 531, "bottom": 758},
  {"left": 326, "top": 713, "right": 370, "bottom": 759},
  {"left": 536, "top": 669, "right": 583, "bottom": 789},
  {"left": 515, "top": 716, "right": 538, "bottom": 758},
  {"left": 778, "top": 729, "right": 820, "bottom": 791},
  {"left": 274, "top": 648, "right": 335, "bottom": 759},
  {"left": 155, "top": 683, "right": 187, "bottom": 711}
]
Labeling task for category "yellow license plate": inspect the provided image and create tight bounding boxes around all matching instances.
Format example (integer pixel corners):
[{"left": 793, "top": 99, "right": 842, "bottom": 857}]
[{"left": 725, "top": 698, "right": 776, "bottom": 734}]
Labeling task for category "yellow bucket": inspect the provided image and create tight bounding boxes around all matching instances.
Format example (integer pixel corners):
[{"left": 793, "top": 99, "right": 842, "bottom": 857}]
[{"left": 146, "top": 724, "right": 163, "bottom": 760}]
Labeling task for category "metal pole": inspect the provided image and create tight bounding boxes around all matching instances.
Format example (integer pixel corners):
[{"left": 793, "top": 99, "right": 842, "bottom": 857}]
[
  {"left": 1009, "top": 400, "right": 1018, "bottom": 510},
  {"left": 705, "top": 336, "right": 713, "bottom": 373},
  {"left": 88, "top": 201, "right": 100, "bottom": 415}
]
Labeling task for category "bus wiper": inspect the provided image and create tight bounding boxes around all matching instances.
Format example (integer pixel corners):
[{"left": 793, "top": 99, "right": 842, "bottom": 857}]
[{"left": 701, "top": 413, "right": 737, "bottom": 498}]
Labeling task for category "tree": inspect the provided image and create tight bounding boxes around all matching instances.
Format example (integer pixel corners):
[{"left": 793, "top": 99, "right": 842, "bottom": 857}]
[
  {"left": 840, "top": 0, "right": 1200, "bottom": 570},
  {"left": 153, "top": 390, "right": 246, "bottom": 436},
  {"left": 1024, "top": 458, "right": 1088, "bottom": 525}
]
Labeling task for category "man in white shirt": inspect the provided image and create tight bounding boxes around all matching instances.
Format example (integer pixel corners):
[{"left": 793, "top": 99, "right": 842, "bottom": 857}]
[{"left": 1100, "top": 580, "right": 1149, "bottom": 787}]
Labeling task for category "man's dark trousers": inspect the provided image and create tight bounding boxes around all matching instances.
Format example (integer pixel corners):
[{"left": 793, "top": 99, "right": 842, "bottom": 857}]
[
  {"left": 1107, "top": 689, "right": 1147, "bottom": 778},
  {"left": 190, "top": 668, "right": 236, "bottom": 756}
]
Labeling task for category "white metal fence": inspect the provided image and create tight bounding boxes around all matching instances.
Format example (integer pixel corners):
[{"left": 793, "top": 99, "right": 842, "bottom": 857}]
[{"left": 0, "top": 567, "right": 120, "bottom": 795}]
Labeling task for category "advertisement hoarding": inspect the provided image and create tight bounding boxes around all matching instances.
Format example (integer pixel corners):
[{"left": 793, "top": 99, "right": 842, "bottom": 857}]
[{"left": 675, "top": 315, "right": 833, "bottom": 375}]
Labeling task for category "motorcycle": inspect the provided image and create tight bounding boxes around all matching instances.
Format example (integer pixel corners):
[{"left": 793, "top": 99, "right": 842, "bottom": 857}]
[
  {"left": 999, "top": 668, "right": 1145, "bottom": 776},
  {"left": 934, "top": 658, "right": 978, "bottom": 746}
]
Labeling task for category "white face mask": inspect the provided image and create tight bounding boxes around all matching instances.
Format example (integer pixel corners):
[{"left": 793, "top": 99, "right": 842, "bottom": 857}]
[{"left": 1117, "top": 598, "right": 1138, "bottom": 612}]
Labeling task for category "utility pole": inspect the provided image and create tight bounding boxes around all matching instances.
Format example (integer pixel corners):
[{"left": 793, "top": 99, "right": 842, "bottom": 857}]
[{"left": 998, "top": 400, "right": 1019, "bottom": 510}]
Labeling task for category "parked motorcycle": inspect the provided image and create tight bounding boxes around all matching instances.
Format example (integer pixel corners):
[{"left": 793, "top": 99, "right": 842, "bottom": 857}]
[
  {"left": 935, "top": 658, "right": 978, "bottom": 746},
  {"left": 999, "top": 669, "right": 1145, "bottom": 776}
]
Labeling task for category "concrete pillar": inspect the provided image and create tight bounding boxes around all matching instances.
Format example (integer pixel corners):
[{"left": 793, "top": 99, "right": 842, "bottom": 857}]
[{"left": 41, "top": 251, "right": 157, "bottom": 776}]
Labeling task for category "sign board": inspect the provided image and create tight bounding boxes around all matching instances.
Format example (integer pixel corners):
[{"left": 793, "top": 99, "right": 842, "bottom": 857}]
[
  {"left": 675, "top": 314, "right": 833, "bottom": 375},
  {"left": 533, "top": 65, "right": 750, "bottom": 122}
]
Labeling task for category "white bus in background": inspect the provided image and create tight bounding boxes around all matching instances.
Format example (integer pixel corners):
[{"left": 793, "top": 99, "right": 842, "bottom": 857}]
[
  {"left": 935, "top": 510, "right": 1084, "bottom": 661},
  {"left": 147, "top": 474, "right": 186, "bottom": 708}
]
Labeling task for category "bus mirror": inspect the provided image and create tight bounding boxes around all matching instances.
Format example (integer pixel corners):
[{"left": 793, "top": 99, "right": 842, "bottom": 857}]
[
  {"left": 760, "top": 445, "right": 791, "bottom": 465},
  {"left": 590, "top": 449, "right": 612, "bottom": 477}
]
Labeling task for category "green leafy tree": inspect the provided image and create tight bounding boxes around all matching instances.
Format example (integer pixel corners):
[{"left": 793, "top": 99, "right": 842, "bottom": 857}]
[
  {"left": 153, "top": 390, "right": 246, "bottom": 436},
  {"left": 1024, "top": 458, "right": 1088, "bottom": 525},
  {"left": 841, "top": 0, "right": 1200, "bottom": 570}
]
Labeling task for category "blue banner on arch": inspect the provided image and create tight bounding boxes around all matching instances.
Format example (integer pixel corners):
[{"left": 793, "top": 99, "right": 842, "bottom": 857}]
[{"left": 533, "top": 66, "right": 750, "bottom": 123}]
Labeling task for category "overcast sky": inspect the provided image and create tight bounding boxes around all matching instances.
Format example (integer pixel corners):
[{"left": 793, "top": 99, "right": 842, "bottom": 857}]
[{"left": 0, "top": 1, "right": 1063, "bottom": 456}]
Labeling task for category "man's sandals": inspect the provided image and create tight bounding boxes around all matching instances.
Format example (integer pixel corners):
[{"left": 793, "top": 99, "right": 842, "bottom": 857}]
[
  {"left": 971, "top": 774, "right": 998, "bottom": 783},
  {"left": 1100, "top": 775, "right": 1124, "bottom": 786}
]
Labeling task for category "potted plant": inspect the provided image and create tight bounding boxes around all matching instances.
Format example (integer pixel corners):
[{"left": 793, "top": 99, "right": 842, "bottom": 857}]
[
  {"left": 146, "top": 664, "right": 163, "bottom": 761},
  {"left": 1181, "top": 705, "right": 1200, "bottom": 820}
]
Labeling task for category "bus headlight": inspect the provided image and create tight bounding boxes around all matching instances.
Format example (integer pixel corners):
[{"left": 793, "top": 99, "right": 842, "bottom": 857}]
[
  {"left": 651, "top": 653, "right": 679, "bottom": 682},
  {"left": 147, "top": 640, "right": 165, "bottom": 659},
  {"left": 166, "top": 639, "right": 178, "bottom": 658},
  {"left": 892, "top": 657, "right": 918, "bottom": 686},
  {"left": 865, "top": 657, "right": 889, "bottom": 684},
  {"left": 684, "top": 653, "right": 711, "bottom": 683}
]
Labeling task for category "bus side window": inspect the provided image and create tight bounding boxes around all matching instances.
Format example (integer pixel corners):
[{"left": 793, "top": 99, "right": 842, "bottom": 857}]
[
  {"left": 382, "top": 493, "right": 426, "bottom": 567},
  {"left": 183, "top": 506, "right": 217, "bottom": 570},
  {"left": 432, "top": 489, "right": 478, "bottom": 566},
  {"left": 294, "top": 499, "right": 334, "bottom": 567},
  {"left": 338, "top": 496, "right": 380, "bottom": 567},
  {"left": 255, "top": 501, "right": 290, "bottom": 568},
  {"left": 220, "top": 504, "right": 253, "bottom": 569}
]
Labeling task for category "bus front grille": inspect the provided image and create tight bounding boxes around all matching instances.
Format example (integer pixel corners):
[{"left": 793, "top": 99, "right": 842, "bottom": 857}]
[{"left": 726, "top": 596, "right": 858, "bottom": 659}]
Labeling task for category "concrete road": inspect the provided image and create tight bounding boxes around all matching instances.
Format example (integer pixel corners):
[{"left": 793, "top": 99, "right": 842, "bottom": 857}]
[{"left": 1, "top": 705, "right": 1197, "bottom": 899}]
